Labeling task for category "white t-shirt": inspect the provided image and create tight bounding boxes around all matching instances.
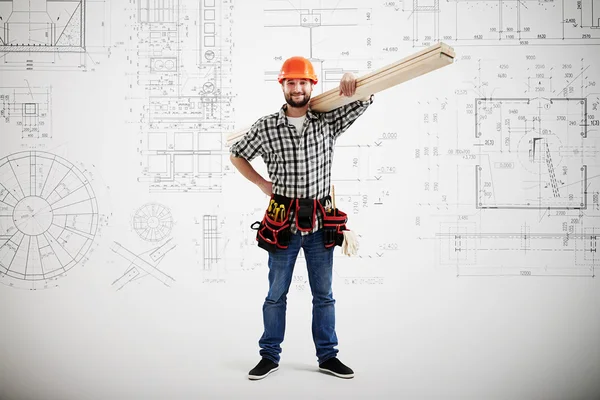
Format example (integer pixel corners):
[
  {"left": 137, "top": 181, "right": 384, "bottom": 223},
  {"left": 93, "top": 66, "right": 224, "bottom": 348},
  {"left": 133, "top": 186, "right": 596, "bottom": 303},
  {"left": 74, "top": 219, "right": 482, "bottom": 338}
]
[{"left": 287, "top": 115, "right": 306, "bottom": 135}]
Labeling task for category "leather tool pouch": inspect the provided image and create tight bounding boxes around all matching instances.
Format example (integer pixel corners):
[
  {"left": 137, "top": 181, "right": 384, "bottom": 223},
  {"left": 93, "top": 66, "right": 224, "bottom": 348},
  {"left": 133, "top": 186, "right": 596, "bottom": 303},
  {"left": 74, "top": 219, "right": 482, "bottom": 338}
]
[
  {"left": 251, "top": 196, "right": 293, "bottom": 253},
  {"left": 318, "top": 201, "right": 348, "bottom": 249}
]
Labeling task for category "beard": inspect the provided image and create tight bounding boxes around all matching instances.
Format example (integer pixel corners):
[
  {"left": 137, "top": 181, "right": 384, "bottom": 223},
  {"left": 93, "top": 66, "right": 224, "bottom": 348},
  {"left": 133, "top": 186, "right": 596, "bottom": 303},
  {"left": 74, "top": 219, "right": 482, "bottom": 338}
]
[{"left": 285, "top": 92, "right": 311, "bottom": 108}]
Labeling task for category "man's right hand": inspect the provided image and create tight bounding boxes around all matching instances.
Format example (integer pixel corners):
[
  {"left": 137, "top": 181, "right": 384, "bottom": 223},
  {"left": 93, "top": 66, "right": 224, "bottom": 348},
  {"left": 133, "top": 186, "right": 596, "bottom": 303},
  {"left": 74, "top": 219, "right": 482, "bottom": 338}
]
[
  {"left": 230, "top": 154, "right": 272, "bottom": 197},
  {"left": 257, "top": 180, "right": 273, "bottom": 197}
]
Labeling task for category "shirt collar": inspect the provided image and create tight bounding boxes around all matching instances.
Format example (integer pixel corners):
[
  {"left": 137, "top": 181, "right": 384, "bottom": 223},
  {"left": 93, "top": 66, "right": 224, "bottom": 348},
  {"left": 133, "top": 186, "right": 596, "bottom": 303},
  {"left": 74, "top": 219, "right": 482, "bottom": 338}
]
[{"left": 277, "top": 104, "right": 320, "bottom": 127}]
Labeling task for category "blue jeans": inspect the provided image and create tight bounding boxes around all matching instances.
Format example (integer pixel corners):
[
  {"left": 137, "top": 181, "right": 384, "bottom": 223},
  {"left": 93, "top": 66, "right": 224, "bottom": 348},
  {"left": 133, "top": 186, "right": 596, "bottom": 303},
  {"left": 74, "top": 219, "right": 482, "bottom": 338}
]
[{"left": 258, "top": 229, "right": 338, "bottom": 365}]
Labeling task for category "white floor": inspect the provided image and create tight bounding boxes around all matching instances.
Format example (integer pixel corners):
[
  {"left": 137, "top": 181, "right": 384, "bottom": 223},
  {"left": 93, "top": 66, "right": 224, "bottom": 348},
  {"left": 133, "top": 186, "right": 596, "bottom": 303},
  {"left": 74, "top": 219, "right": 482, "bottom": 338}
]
[{"left": 1, "top": 271, "right": 599, "bottom": 399}]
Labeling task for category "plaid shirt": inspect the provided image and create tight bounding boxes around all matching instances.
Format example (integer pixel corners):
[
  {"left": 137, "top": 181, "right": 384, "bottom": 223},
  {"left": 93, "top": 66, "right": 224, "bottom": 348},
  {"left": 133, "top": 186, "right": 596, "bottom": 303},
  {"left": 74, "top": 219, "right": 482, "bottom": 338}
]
[{"left": 230, "top": 95, "right": 374, "bottom": 234}]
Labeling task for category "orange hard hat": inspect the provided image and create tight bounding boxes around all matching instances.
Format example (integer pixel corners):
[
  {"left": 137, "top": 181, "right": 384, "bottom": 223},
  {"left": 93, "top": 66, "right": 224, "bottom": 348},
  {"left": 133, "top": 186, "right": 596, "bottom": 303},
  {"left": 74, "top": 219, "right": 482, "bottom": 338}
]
[{"left": 278, "top": 56, "right": 318, "bottom": 84}]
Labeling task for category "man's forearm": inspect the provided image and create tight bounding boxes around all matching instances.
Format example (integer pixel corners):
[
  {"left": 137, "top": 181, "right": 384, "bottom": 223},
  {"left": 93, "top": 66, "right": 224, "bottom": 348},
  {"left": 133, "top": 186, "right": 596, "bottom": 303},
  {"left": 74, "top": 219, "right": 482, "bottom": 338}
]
[{"left": 229, "top": 155, "right": 266, "bottom": 186}]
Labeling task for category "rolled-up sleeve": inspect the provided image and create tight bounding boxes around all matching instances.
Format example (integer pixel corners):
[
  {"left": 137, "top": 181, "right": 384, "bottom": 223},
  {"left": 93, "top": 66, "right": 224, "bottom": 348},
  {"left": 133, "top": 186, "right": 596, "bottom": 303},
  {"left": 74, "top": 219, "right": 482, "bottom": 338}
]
[
  {"left": 322, "top": 95, "right": 374, "bottom": 140},
  {"left": 229, "top": 121, "right": 263, "bottom": 162}
]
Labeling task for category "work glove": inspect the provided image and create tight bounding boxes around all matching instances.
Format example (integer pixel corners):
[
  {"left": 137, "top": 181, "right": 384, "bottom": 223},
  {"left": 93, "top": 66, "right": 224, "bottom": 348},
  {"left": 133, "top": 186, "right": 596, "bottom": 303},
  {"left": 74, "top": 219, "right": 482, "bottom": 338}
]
[{"left": 341, "top": 230, "right": 359, "bottom": 257}]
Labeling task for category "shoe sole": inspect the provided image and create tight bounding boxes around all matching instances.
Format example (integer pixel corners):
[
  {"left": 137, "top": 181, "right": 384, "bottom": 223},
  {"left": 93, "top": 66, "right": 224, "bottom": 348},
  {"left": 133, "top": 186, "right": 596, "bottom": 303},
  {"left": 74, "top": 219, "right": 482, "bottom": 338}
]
[
  {"left": 318, "top": 367, "right": 354, "bottom": 379},
  {"left": 248, "top": 366, "right": 279, "bottom": 380}
]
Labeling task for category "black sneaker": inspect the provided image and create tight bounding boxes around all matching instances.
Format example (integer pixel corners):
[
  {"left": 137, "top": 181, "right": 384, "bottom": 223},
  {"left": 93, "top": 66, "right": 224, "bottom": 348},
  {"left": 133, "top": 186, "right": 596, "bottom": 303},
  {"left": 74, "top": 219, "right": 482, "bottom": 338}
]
[
  {"left": 318, "top": 357, "right": 354, "bottom": 379},
  {"left": 248, "top": 358, "right": 279, "bottom": 380}
]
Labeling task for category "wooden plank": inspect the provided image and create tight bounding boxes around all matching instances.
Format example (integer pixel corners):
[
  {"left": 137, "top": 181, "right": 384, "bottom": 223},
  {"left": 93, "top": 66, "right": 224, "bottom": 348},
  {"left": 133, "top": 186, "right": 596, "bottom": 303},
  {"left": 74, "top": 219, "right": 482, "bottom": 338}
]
[
  {"left": 311, "top": 52, "right": 453, "bottom": 112},
  {"left": 226, "top": 43, "right": 455, "bottom": 146},
  {"left": 310, "top": 43, "right": 454, "bottom": 109}
]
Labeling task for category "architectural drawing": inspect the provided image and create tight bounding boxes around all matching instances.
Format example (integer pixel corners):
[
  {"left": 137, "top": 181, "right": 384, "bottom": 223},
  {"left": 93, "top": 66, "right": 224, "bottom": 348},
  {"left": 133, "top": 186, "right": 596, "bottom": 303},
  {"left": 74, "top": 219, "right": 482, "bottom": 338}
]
[
  {"left": 0, "top": 0, "right": 111, "bottom": 71},
  {"left": 129, "top": 0, "right": 234, "bottom": 193},
  {"left": 0, "top": 151, "right": 99, "bottom": 289},
  {"left": 581, "top": 0, "right": 600, "bottom": 29},
  {"left": 0, "top": 0, "right": 85, "bottom": 52},
  {"left": 435, "top": 222, "right": 598, "bottom": 277},
  {"left": 132, "top": 202, "right": 173, "bottom": 242},
  {"left": 0, "top": 85, "right": 52, "bottom": 138},
  {"left": 138, "top": 0, "right": 177, "bottom": 24},
  {"left": 192, "top": 213, "right": 228, "bottom": 283},
  {"left": 402, "top": 0, "right": 600, "bottom": 47},
  {"left": 111, "top": 239, "right": 176, "bottom": 290},
  {"left": 475, "top": 98, "right": 587, "bottom": 209},
  {"left": 414, "top": 52, "right": 600, "bottom": 277},
  {"left": 0, "top": 0, "right": 593, "bottom": 290},
  {"left": 202, "top": 214, "right": 220, "bottom": 270},
  {"left": 263, "top": 0, "right": 374, "bottom": 91}
]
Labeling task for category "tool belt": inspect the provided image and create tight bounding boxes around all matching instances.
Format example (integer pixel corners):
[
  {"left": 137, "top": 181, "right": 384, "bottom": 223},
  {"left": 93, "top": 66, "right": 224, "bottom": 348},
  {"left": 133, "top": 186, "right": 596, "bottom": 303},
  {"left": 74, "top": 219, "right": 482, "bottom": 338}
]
[{"left": 251, "top": 193, "right": 349, "bottom": 253}]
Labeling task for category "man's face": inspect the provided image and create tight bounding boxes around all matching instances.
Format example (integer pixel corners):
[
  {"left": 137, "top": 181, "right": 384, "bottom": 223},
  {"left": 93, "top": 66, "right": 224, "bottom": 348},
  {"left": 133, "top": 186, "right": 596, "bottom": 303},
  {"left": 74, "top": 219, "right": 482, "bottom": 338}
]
[{"left": 282, "top": 78, "right": 312, "bottom": 108}]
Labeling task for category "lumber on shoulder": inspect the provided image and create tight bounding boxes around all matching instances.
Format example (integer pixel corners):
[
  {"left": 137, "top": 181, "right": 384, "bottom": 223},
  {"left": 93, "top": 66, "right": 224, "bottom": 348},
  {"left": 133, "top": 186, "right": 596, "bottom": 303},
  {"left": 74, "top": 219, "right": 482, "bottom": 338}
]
[{"left": 226, "top": 42, "right": 455, "bottom": 147}]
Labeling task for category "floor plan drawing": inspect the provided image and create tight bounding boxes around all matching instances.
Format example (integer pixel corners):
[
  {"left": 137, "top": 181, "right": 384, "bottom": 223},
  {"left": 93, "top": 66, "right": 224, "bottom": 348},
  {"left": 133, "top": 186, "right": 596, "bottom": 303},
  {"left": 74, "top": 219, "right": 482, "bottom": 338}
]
[
  {"left": 413, "top": 50, "right": 600, "bottom": 277},
  {"left": 475, "top": 97, "right": 588, "bottom": 209}
]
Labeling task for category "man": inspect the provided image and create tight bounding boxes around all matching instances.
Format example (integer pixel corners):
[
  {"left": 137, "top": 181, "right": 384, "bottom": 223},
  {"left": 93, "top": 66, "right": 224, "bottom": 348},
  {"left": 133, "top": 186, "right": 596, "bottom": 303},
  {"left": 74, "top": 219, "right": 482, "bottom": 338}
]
[{"left": 229, "top": 56, "right": 373, "bottom": 380}]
